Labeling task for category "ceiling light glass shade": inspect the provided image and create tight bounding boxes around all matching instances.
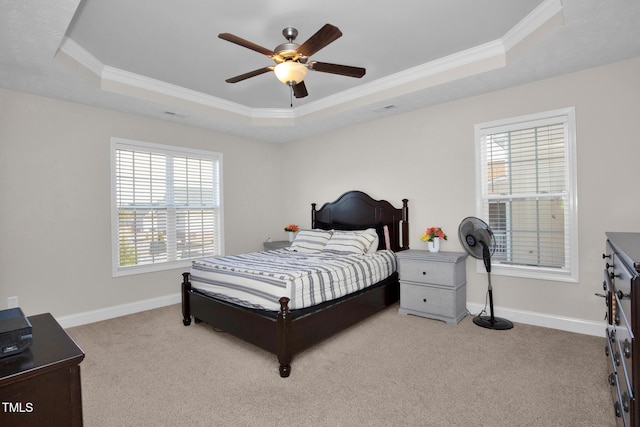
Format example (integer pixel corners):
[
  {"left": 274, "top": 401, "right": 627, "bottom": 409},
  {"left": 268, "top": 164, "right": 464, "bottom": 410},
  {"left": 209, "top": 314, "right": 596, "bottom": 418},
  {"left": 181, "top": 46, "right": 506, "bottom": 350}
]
[{"left": 274, "top": 61, "right": 307, "bottom": 85}]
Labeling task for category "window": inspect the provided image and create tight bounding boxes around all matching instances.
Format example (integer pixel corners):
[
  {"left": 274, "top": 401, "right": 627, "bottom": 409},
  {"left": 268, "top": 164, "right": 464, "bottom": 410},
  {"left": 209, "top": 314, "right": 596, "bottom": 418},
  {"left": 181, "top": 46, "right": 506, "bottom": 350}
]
[
  {"left": 475, "top": 107, "right": 578, "bottom": 282},
  {"left": 111, "top": 138, "right": 223, "bottom": 276}
]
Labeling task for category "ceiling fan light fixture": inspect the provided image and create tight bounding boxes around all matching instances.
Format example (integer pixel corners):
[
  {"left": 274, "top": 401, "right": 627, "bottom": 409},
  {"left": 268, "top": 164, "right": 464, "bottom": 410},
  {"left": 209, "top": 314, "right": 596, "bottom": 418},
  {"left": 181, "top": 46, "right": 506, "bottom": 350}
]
[
  {"left": 274, "top": 61, "right": 307, "bottom": 85},
  {"left": 220, "top": 24, "right": 363, "bottom": 100}
]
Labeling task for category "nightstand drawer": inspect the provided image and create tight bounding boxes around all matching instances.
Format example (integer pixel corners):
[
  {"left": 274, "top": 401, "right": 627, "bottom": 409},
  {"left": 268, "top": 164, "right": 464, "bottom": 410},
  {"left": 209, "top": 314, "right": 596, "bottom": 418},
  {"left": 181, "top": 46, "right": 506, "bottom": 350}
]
[
  {"left": 398, "top": 258, "right": 465, "bottom": 287},
  {"left": 400, "top": 283, "right": 454, "bottom": 317}
]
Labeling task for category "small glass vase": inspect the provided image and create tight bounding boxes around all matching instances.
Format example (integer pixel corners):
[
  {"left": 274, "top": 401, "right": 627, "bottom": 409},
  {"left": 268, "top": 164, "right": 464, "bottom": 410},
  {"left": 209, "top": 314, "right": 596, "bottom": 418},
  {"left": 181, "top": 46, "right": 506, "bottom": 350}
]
[{"left": 427, "top": 237, "right": 440, "bottom": 253}]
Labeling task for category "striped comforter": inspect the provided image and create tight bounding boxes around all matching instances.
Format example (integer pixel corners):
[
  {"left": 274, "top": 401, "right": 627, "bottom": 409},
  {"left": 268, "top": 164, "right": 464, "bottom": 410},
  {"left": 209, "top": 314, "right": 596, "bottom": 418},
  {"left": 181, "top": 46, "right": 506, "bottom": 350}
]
[{"left": 190, "top": 248, "right": 397, "bottom": 311}]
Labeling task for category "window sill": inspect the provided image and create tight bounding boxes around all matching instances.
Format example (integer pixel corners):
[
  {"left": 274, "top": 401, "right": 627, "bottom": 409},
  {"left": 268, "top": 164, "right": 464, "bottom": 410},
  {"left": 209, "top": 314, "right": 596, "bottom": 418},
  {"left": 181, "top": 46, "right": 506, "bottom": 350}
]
[
  {"left": 474, "top": 259, "right": 578, "bottom": 283},
  {"left": 113, "top": 259, "right": 193, "bottom": 277}
]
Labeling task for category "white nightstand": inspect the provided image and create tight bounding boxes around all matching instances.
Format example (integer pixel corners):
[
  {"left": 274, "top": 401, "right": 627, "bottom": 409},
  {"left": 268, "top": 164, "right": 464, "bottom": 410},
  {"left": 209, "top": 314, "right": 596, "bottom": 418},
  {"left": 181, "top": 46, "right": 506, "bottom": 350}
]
[
  {"left": 263, "top": 240, "right": 291, "bottom": 250},
  {"left": 397, "top": 249, "right": 468, "bottom": 324}
]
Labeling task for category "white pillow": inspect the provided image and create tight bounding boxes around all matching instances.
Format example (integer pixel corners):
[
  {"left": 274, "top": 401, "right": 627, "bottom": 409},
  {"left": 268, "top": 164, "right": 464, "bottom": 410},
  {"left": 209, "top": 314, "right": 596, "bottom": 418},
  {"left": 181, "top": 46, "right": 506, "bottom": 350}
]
[
  {"left": 361, "top": 228, "right": 379, "bottom": 254},
  {"left": 333, "top": 228, "right": 379, "bottom": 254},
  {"left": 323, "top": 232, "right": 376, "bottom": 255},
  {"left": 289, "top": 229, "right": 333, "bottom": 253}
]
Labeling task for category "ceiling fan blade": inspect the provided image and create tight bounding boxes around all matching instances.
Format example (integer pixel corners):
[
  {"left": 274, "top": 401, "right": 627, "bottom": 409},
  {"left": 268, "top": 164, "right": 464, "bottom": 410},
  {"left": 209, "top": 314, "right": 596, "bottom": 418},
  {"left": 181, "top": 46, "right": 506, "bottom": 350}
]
[
  {"left": 309, "top": 61, "right": 366, "bottom": 78},
  {"left": 297, "top": 24, "right": 342, "bottom": 57},
  {"left": 218, "top": 33, "right": 274, "bottom": 57},
  {"left": 225, "top": 67, "right": 273, "bottom": 83},
  {"left": 293, "top": 81, "right": 308, "bottom": 98}
]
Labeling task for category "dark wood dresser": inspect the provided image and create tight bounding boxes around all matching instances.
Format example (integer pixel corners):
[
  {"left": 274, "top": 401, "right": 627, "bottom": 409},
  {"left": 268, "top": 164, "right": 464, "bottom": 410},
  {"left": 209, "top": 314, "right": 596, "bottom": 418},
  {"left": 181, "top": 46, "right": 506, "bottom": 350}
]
[
  {"left": 604, "top": 232, "right": 640, "bottom": 426},
  {"left": 0, "top": 313, "right": 84, "bottom": 426}
]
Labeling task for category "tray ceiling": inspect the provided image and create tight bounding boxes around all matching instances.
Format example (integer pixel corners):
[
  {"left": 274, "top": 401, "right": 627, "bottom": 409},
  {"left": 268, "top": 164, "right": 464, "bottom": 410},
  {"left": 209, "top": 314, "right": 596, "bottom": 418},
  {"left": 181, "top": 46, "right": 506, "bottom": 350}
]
[{"left": 2, "top": 0, "right": 640, "bottom": 142}]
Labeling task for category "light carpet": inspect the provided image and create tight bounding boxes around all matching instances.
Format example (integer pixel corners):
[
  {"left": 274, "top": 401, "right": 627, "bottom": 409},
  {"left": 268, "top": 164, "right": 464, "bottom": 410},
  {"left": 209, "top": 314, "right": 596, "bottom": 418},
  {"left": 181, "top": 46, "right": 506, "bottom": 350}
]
[{"left": 67, "top": 303, "right": 613, "bottom": 426}]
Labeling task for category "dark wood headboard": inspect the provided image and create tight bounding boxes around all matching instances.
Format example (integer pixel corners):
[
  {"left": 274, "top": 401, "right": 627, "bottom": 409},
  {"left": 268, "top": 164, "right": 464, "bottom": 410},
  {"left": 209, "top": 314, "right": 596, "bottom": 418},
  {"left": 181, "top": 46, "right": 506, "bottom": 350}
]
[{"left": 311, "top": 190, "right": 409, "bottom": 252}]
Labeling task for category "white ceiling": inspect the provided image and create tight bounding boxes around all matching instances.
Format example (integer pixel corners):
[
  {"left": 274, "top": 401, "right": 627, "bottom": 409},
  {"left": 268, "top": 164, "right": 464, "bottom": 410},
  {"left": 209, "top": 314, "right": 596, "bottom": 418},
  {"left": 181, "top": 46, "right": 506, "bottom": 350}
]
[{"left": 2, "top": 0, "right": 640, "bottom": 143}]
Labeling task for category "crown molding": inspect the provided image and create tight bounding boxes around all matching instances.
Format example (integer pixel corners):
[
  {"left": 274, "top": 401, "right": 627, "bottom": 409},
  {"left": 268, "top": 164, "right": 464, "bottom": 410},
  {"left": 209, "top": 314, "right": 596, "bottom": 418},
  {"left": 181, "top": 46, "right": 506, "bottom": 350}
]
[
  {"left": 295, "top": 39, "right": 506, "bottom": 118},
  {"left": 297, "top": 0, "right": 563, "bottom": 118},
  {"left": 59, "top": 36, "right": 297, "bottom": 121},
  {"left": 58, "top": 36, "right": 103, "bottom": 76},
  {"left": 503, "top": 0, "right": 563, "bottom": 52},
  {"left": 57, "top": 0, "right": 563, "bottom": 126},
  {"left": 101, "top": 65, "right": 253, "bottom": 116}
]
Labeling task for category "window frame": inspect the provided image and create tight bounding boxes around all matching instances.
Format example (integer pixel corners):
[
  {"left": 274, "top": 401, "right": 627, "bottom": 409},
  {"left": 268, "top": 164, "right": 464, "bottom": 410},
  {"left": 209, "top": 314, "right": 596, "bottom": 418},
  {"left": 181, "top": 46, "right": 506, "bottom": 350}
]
[
  {"left": 110, "top": 137, "right": 224, "bottom": 277},
  {"left": 474, "top": 107, "right": 578, "bottom": 283}
]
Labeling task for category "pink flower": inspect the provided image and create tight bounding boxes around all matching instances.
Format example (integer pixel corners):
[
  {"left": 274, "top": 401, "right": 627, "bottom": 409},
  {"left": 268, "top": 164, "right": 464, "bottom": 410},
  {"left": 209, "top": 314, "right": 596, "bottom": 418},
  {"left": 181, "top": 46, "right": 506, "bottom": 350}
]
[{"left": 420, "top": 227, "right": 447, "bottom": 242}]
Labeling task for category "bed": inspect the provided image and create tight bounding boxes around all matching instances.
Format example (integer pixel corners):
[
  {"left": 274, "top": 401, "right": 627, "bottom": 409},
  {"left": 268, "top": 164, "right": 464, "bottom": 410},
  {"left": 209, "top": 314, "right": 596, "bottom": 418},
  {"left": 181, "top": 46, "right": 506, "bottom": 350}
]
[{"left": 181, "top": 190, "right": 409, "bottom": 377}]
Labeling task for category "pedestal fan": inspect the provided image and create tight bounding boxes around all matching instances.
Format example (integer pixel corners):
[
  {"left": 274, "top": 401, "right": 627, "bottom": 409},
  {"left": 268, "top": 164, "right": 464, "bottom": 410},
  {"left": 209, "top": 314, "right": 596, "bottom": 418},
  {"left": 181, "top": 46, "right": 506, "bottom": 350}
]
[{"left": 458, "top": 217, "right": 513, "bottom": 330}]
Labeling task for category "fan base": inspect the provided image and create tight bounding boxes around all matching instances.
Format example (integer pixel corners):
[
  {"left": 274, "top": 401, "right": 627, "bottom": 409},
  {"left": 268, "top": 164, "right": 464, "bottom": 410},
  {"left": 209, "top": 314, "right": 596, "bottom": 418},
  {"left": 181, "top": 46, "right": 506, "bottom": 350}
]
[{"left": 473, "top": 315, "right": 514, "bottom": 330}]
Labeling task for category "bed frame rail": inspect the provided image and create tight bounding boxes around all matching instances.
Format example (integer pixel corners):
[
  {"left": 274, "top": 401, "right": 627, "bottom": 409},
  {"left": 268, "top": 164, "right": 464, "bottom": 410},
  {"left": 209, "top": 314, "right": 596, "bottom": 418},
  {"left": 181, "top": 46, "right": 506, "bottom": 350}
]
[{"left": 182, "top": 271, "right": 400, "bottom": 377}]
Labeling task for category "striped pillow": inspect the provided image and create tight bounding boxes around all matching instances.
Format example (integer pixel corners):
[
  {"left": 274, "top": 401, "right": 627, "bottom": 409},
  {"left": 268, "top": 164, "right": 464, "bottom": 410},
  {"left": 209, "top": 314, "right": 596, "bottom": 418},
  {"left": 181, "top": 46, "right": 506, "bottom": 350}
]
[
  {"left": 323, "top": 232, "right": 376, "bottom": 255},
  {"left": 289, "top": 229, "right": 333, "bottom": 253}
]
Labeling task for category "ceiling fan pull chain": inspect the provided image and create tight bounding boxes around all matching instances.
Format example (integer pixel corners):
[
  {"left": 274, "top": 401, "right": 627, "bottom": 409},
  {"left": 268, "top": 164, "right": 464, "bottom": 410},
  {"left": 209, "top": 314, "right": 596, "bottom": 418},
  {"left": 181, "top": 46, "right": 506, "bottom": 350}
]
[{"left": 289, "top": 83, "right": 294, "bottom": 107}]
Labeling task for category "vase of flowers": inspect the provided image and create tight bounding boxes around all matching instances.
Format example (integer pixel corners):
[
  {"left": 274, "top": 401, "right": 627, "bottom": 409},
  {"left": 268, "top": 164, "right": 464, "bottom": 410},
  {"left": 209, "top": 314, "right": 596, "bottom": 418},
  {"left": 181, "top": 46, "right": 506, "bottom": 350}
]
[
  {"left": 420, "top": 227, "right": 447, "bottom": 253},
  {"left": 284, "top": 224, "right": 299, "bottom": 242}
]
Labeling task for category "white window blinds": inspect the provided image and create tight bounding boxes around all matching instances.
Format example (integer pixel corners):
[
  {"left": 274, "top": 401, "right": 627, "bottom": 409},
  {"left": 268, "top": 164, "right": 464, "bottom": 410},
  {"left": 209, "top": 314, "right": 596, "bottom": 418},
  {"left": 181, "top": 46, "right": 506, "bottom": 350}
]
[
  {"left": 111, "top": 138, "right": 222, "bottom": 276},
  {"left": 475, "top": 108, "right": 578, "bottom": 282}
]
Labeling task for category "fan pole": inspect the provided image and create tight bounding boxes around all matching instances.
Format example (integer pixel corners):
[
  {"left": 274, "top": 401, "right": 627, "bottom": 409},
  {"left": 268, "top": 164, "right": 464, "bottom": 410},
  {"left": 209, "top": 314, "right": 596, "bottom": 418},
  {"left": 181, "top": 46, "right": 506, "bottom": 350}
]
[{"left": 473, "top": 244, "right": 514, "bottom": 330}]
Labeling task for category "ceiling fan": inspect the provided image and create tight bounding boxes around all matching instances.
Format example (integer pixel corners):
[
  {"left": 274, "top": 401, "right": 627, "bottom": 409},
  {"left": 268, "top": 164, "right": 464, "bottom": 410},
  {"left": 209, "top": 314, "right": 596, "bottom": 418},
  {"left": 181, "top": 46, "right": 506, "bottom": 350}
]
[{"left": 218, "top": 24, "right": 366, "bottom": 100}]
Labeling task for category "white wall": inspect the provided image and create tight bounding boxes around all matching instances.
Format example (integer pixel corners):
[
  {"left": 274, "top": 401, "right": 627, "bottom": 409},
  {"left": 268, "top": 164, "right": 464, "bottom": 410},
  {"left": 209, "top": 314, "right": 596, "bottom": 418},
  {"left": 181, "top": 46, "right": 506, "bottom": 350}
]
[
  {"left": 280, "top": 57, "right": 640, "bottom": 330},
  {"left": 0, "top": 89, "right": 283, "bottom": 322},
  {"left": 2, "top": 57, "right": 639, "bottom": 332}
]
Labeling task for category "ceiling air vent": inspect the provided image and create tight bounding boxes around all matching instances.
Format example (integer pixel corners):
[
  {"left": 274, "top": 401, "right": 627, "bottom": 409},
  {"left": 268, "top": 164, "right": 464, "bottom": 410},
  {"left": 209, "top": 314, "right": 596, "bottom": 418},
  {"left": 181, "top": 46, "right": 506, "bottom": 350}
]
[{"left": 372, "top": 104, "right": 397, "bottom": 114}]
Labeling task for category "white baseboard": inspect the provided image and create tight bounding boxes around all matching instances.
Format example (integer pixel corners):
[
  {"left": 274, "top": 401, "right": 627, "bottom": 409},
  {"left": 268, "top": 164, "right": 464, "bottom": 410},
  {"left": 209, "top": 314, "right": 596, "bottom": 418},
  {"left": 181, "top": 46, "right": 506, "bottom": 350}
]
[
  {"left": 467, "top": 302, "right": 606, "bottom": 337},
  {"left": 57, "top": 293, "right": 181, "bottom": 329},
  {"left": 55, "top": 294, "right": 605, "bottom": 336}
]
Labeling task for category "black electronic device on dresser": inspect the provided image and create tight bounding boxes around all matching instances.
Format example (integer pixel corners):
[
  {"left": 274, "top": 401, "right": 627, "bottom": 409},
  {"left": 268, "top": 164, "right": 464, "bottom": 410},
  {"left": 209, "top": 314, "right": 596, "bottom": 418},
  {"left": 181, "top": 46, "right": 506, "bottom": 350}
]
[
  {"left": 0, "top": 307, "right": 32, "bottom": 358},
  {"left": 603, "top": 232, "right": 640, "bottom": 426}
]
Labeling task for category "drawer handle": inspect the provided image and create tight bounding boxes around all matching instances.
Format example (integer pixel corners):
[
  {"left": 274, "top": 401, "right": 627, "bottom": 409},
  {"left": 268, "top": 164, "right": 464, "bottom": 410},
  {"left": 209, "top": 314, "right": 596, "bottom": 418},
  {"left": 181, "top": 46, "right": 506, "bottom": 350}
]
[
  {"left": 422, "top": 298, "right": 427, "bottom": 303},
  {"left": 422, "top": 271, "right": 427, "bottom": 275},
  {"left": 624, "top": 339, "right": 632, "bottom": 358},
  {"left": 617, "top": 290, "right": 630, "bottom": 300},
  {"left": 614, "top": 401, "right": 622, "bottom": 418},
  {"left": 623, "top": 392, "right": 630, "bottom": 413}
]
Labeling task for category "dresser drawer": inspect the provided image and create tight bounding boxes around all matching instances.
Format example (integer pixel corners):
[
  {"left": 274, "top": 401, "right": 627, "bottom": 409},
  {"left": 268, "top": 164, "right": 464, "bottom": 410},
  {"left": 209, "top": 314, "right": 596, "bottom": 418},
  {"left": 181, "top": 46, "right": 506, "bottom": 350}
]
[
  {"left": 614, "top": 254, "right": 635, "bottom": 293},
  {"left": 614, "top": 328, "right": 634, "bottom": 414},
  {"left": 398, "top": 258, "right": 465, "bottom": 287},
  {"left": 400, "top": 283, "right": 456, "bottom": 317},
  {"left": 607, "top": 328, "right": 628, "bottom": 427},
  {"left": 399, "top": 282, "right": 467, "bottom": 324},
  {"left": 605, "top": 233, "right": 640, "bottom": 427},
  {"left": 614, "top": 292, "right": 635, "bottom": 402},
  {"left": 605, "top": 330, "right": 628, "bottom": 427}
]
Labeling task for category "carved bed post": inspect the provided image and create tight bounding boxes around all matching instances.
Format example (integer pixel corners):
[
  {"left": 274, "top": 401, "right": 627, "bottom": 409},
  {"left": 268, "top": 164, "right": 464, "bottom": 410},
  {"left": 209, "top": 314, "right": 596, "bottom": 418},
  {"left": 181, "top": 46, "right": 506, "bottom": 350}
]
[
  {"left": 182, "top": 272, "right": 192, "bottom": 326},
  {"left": 311, "top": 203, "right": 317, "bottom": 228},
  {"left": 277, "top": 297, "right": 292, "bottom": 378},
  {"left": 402, "top": 198, "right": 409, "bottom": 250}
]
